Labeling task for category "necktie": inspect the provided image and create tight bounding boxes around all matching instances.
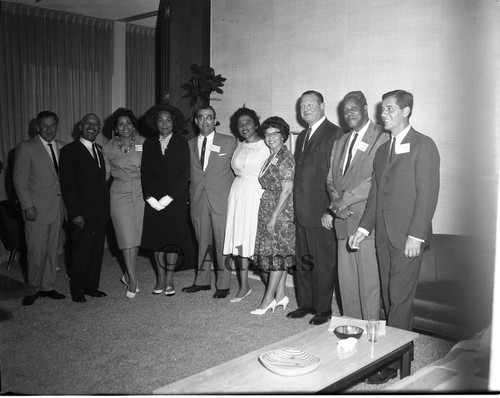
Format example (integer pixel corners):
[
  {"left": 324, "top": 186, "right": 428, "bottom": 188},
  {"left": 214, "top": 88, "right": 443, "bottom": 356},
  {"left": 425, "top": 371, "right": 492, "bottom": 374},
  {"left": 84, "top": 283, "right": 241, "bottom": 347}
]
[
  {"left": 47, "top": 143, "right": 59, "bottom": 175},
  {"left": 343, "top": 132, "right": 358, "bottom": 176},
  {"left": 302, "top": 127, "right": 312, "bottom": 152},
  {"left": 200, "top": 137, "right": 207, "bottom": 171},
  {"left": 389, "top": 136, "right": 396, "bottom": 163},
  {"left": 92, "top": 143, "right": 100, "bottom": 168}
]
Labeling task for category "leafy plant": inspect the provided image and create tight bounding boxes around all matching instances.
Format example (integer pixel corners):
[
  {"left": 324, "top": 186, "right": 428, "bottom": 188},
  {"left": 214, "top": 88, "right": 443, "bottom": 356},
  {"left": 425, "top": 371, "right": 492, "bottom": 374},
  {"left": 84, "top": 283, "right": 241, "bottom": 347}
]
[{"left": 181, "top": 64, "right": 226, "bottom": 108}]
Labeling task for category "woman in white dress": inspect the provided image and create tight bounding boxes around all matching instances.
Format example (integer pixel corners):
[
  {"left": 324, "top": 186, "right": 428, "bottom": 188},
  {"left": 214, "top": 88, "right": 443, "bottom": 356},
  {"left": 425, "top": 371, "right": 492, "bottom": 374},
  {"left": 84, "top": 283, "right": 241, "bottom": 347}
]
[{"left": 224, "top": 107, "right": 270, "bottom": 302}]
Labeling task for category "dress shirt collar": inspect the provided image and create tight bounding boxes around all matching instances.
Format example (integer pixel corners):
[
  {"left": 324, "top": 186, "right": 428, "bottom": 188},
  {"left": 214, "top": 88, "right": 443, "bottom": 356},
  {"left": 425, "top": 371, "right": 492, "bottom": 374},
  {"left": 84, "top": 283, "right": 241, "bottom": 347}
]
[
  {"left": 352, "top": 119, "right": 370, "bottom": 141},
  {"left": 308, "top": 116, "right": 326, "bottom": 138},
  {"left": 79, "top": 136, "right": 96, "bottom": 151},
  {"left": 392, "top": 124, "right": 411, "bottom": 145}
]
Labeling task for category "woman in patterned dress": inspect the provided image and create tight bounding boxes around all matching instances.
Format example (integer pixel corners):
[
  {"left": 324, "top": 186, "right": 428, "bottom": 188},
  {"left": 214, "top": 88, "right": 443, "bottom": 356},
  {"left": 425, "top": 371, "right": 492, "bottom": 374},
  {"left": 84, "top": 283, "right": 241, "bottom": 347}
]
[
  {"left": 223, "top": 107, "right": 270, "bottom": 302},
  {"left": 102, "top": 107, "right": 145, "bottom": 298},
  {"left": 251, "top": 116, "right": 295, "bottom": 315}
]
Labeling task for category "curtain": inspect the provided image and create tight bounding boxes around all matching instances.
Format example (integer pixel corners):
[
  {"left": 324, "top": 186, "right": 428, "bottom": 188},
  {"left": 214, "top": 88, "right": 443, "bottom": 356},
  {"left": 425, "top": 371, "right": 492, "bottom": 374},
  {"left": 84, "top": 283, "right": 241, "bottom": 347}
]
[
  {"left": 0, "top": 2, "right": 113, "bottom": 261},
  {"left": 126, "top": 24, "right": 156, "bottom": 122}
]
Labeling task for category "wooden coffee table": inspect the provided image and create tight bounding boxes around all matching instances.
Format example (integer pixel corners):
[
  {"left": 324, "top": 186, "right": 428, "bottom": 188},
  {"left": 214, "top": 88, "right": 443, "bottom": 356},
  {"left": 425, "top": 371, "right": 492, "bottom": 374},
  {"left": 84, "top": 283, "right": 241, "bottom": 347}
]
[{"left": 154, "top": 316, "right": 418, "bottom": 394}]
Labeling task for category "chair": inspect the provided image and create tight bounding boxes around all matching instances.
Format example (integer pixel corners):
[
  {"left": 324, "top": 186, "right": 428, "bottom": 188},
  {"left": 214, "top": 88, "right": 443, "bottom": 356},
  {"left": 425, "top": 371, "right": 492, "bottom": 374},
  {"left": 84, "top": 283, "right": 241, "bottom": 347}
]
[{"left": 0, "top": 200, "right": 24, "bottom": 270}]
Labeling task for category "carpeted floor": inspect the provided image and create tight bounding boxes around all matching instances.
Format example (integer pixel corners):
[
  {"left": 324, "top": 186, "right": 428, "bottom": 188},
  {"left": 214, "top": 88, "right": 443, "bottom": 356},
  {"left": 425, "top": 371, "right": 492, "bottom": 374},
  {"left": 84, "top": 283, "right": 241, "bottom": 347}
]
[{"left": 0, "top": 250, "right": 454, "bottom": 394}]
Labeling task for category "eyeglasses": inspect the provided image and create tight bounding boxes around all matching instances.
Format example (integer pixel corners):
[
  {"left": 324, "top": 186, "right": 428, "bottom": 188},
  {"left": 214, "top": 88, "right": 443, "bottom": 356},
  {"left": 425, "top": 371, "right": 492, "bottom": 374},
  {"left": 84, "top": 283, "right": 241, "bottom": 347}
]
[{"left": 264, "top": 131, "right": 281, "bottom": 138}]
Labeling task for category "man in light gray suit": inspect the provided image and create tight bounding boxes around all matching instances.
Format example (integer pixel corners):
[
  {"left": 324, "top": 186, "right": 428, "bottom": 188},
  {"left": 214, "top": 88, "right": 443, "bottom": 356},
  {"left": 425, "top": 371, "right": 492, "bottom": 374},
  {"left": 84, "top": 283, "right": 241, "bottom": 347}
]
[
  {"left": 13, "top": 111, "right": 66, "bottom": 306},
  {"left": 182, "top": 105, "right": 237, "bottom": 299},
  {"left": 323, "top": 91, "right": 388, "bottom": 320}
]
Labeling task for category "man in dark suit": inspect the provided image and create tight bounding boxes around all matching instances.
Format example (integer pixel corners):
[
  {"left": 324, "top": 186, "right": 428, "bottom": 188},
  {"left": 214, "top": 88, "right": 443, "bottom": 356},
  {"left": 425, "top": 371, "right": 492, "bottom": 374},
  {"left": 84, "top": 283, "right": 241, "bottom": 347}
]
[
  {"left": 59, "top": 113, "right": 109, "bottom": 303},
  {"left": 13, "top": 111, "right": 66, "bottom": 306},
  {"left": 288, "top": 90, "right": 344, "bottom": 325},
  {"left": 323, "top": 91, "right": 388, "bottom": 320},
  {"left": 182, "top": 105, "right": 237, "bottom": 299},
  {"left": 350, "top": 90, "right": 440, "bottom": 383}
]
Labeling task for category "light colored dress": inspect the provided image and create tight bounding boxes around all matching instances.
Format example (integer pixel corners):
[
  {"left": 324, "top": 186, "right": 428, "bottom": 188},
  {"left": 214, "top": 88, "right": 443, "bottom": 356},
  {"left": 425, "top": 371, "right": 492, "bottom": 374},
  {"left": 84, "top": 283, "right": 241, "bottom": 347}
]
[
  {"left": 223, "top": 139, "right": 269, "bottom": 258},
  {"left": 102, "top": 135, "right": 145, "bottom": 249}
]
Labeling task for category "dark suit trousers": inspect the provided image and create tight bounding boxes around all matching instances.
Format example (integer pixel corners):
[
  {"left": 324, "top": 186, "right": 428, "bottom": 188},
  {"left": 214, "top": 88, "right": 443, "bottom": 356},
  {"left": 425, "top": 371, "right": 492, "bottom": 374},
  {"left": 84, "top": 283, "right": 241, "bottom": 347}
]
[
  {"left": 295, "top": 224, "right": 337, "bottom": 314},
  {"left": 69, "top": 213, "right": 107, "bottom": 295},
  {"left": 376, "top": 217, "right": 423, "bottom": 331}
]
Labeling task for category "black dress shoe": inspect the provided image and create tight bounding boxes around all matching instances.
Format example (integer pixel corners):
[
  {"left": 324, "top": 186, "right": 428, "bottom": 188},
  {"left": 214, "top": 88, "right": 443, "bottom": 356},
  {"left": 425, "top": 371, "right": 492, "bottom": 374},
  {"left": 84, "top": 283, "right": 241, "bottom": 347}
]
[
  {"left": 286, "top": 307, "right": 316, "bottom": 319},
  {"left": 213, "top": 289, "right": 229, "bottom": 299},
  {"left": 22, "top": 294, "right": 38, "bottom": 306},
  {"left": 84, "top": 289, "right": 107, "bottom": 298},
  {"left": 182, "top": 284, "right": 211, "bottom": 293},
  {"left": 365, "top": 367, "right": 398, "bottom": 384},
  {"left": 39, "top": 290, "right": 66, "bottom": 300},
  {"left": 309, "top": 312, "right": 332, "bottom": 325},
  {"left": 72, "top": 294, "right": 87, "bottom": 303}
]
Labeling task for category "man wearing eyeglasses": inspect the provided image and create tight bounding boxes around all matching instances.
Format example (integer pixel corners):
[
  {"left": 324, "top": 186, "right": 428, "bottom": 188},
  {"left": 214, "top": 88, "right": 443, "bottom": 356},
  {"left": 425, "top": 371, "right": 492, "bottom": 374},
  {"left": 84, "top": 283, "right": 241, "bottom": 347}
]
[
  {"left": 323, "top": 91, "right": 388, "bottom": 321},
  {"left": 183, "top": 105, "right": 237, "bottom": 299}
]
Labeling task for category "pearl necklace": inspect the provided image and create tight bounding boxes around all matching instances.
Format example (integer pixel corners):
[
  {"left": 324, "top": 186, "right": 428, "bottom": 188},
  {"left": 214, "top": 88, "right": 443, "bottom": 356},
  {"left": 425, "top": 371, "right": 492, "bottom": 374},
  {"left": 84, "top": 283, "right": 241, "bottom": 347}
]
[{"left": 115, "top": 135, "right": 135, "bottom": 154}]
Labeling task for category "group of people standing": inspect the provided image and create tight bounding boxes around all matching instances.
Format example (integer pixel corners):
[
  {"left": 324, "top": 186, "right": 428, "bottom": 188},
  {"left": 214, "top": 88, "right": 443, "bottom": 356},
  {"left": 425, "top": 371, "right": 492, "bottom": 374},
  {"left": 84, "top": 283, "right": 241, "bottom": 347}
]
[{"left": 13, "top": 87, "right": 439, "bottom": 384}]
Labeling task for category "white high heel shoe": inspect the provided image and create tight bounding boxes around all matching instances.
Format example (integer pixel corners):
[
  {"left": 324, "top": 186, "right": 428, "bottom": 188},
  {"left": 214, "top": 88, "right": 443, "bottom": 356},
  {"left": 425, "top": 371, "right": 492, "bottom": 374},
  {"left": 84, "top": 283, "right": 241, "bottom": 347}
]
[
  {"left": 126, "top": 283, "right": 139, "bottom": 299},
  {"left": 275, "top": 296, "right": 289, "bottom": 311},
  {"left": 120, "top": 274, "right": 128, "bottom": 287},
  {"left": 230, "top": 289, "right": 252, "bottom": 303},
  {"left": 250, "top": 299, "right": 277, "bottom": 315}
]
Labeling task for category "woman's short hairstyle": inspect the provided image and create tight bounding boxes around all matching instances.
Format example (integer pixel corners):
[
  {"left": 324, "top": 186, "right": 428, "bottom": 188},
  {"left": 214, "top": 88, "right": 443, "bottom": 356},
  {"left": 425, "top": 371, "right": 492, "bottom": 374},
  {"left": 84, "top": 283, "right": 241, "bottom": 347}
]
[
  {"left": 259, "top": 116, "right": 290, "bottom": 142},
  {"left": 111, "top": 107, "right": 138, "bottom": 134},
  {"left": 229, "top": 106, "right": 260, "bottom": 140}
]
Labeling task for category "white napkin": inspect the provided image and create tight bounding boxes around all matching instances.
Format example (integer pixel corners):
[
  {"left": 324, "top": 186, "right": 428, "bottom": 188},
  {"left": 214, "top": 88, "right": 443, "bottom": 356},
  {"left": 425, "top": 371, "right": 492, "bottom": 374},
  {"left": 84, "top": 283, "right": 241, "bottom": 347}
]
[{"left": 337, "top": 337, "right": 358, "bottom": 353}]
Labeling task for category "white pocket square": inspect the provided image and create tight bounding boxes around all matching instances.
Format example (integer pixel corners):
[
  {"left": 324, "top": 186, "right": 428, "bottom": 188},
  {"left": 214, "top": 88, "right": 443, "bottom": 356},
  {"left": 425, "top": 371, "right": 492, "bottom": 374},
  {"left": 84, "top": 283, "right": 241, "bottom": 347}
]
[{"left": 218, "top": 153, "right": 227, "bottom": 156}]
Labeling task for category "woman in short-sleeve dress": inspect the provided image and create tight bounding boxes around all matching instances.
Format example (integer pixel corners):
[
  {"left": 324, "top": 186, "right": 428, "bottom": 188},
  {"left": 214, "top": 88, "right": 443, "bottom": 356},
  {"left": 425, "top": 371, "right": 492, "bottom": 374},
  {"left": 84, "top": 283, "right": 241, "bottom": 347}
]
[
  {"left": 102, "top": 107, "right": 145, "bottom": 298},
  {"left": 251, "top": 116, "right": 295, "bottom": 315}
]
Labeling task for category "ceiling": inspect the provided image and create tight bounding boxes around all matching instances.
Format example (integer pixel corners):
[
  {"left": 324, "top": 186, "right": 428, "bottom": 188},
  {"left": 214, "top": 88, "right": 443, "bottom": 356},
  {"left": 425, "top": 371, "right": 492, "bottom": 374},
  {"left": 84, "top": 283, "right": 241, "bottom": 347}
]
[{"left": 2, "top": 0, "right": 160, "bottom": 26}]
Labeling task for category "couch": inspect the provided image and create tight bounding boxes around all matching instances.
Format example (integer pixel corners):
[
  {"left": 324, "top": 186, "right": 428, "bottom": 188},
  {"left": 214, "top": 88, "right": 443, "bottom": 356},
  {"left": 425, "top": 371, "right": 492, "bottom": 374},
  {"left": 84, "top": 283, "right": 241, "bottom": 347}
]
[
  {"left": 387, "top": 325, "right": 491, "bottom": 392},
  {"left": 413, "top": 234, "right": 494, "bottom": 341}
]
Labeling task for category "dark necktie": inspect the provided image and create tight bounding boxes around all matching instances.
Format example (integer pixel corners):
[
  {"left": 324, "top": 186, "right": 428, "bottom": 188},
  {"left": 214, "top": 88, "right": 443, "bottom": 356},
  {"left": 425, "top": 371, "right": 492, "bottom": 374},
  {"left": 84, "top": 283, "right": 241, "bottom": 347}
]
[
  {"left": 92, "top": 143, "right": 100, "bottom": 168},
  {"left": 389, "top": 136, "right": 396, "bottom": 163},
  {"left": 302, "top": 127, "right": 312, "bottom": 152},
  {"left": 343, "top": 132, "right": 358, "bottom": 176},
  {"left": 47, "top": 143, "right": 59, "bottom": 175},
  {"left": 200, "top": 137, "right": 207, "bottom": 170}
]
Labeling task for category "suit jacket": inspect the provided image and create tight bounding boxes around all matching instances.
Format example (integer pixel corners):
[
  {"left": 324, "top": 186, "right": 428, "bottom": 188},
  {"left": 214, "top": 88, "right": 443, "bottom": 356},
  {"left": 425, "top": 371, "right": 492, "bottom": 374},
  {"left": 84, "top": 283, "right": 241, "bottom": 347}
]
[
  {"left": 359, "top": 128, "right": 440, "bottom": 250},
  {"left": 326, "top": 121, "right": 388, "bottom": 239},
  {"left": 294, "top": 118, "right": 344, "bottom": 228},
  {"left": 188, "top": 132, "right": 237, "bottom": 217},
  {"left": 141, "top": 134, "right": 190, "bottom": 202},
  {"left": 13, "top": 135, "right": 65, "bottom": 223},
  {"left": 59, "top": 140, "right": 109, "bottom": 221}
]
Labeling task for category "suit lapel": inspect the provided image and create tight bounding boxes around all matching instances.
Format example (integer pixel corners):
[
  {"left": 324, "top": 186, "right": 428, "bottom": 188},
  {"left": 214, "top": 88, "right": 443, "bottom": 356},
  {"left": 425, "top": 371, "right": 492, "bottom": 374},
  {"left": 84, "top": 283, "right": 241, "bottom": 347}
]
[
  {"left": 387, "top": 127, "right": 415, "bottom": 171},
  {"left": 34, "top": 136, "right": 58, "bottom": 177},
  {"left": 205, "top": 133, "right": 219, "bottom": 171}
]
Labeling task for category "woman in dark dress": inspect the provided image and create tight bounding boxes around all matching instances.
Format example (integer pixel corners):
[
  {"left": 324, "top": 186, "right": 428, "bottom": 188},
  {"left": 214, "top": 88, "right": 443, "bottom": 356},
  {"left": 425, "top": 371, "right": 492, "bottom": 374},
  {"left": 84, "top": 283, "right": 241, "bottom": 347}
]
[
  {"left": 141, "top": 104, "right": 190, "bottom": 296},
  {"left": 251, "top": 116, "right": 295, "bottom": 315}
]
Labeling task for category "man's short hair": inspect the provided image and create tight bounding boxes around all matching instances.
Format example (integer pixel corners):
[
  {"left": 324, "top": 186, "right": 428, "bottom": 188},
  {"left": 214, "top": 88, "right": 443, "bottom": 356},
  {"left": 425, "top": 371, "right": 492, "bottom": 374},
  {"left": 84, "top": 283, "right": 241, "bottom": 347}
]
[
  {"left": 36, "top": 111, "right": 59, "bottom": 126},
  {"left": 382, "top": 90, "right": 413, "bottom": 117},
  {"left": 301, "top": 90, "right": 324, "bottom": 104},
  {"left": 343, "top": 91, "right": 367, "bottom": 107},
  {"left": 194, "top": 104, "right": 216, "bottom": 119}
]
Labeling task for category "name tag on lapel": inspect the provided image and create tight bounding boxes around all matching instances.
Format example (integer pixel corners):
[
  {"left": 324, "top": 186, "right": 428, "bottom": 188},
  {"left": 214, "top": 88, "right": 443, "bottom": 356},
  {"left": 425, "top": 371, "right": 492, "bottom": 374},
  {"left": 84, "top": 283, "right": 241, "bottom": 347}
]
[
  {"left": 211, "top": 145, "right": 220, "bottom": 153},
  {"left": 357, "top": 141, "right": 369, "bottom": 152},
  {"left": 135, "top": 145, "right": 143, "bottom": 152},
  {"left": 396, "top": 143, "right": 410, "bottom": 154},
  {"left": 271, "top": 157, "right": 279, "bottom": 165}
]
